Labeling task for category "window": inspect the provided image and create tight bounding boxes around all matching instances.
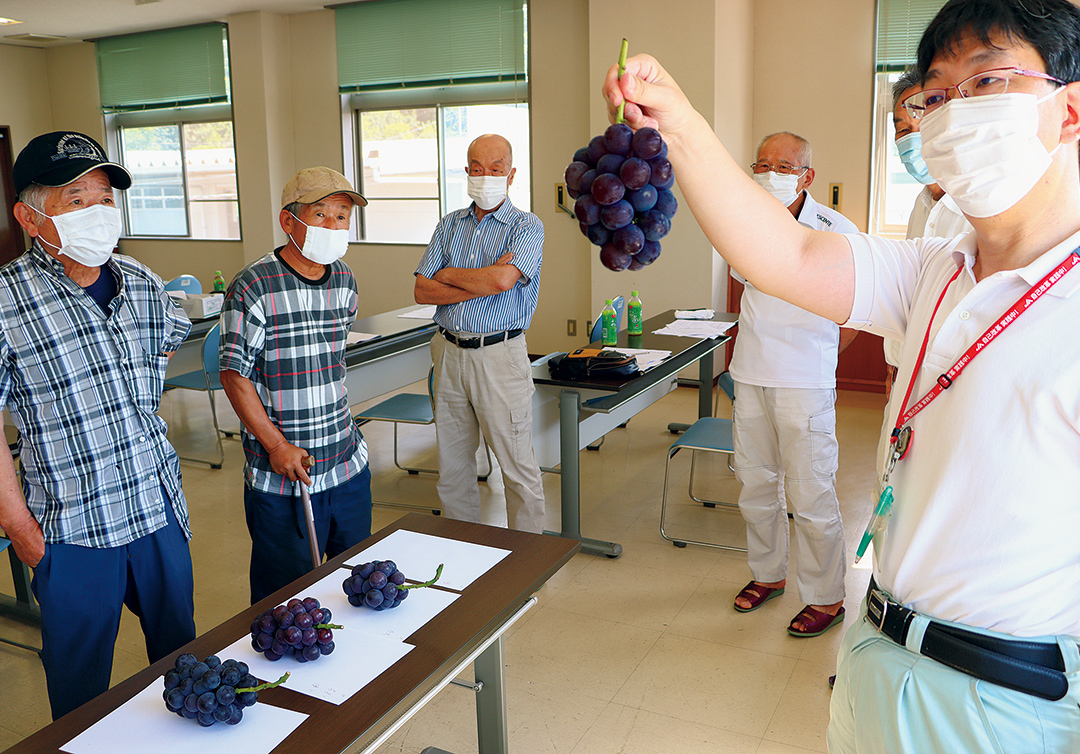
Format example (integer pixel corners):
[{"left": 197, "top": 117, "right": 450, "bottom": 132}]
[
  {"left": 870, "top": 0, "right": 946, "bottom": 236},
  {"left": 355, "top": 103, "right": 530, "bottom": 244},
  {"left": 96, "top": 23, "right": 239, "bottom": 239},
  {"left": 117, "top": 118, "right": 240, "bottom": 239},
  {"left": 336, "top": 0, "right": 528, "bottom": 244}
]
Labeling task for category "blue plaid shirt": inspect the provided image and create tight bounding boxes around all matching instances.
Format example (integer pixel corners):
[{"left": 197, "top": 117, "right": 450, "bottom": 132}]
[
  {"left": 0, "top": 244, "right": 192, "bottom": 548},
  {"left": 415, "top": 200, "right": 543, "bottom": 333}
]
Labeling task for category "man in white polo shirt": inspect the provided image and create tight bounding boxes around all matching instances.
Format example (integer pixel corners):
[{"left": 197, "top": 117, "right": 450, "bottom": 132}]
[
  {"left": 729, "top": 132, "right": 858, "bottom": 638},
  {"left": 603, "top": 0, "right": 1080, "bottom": 749}
]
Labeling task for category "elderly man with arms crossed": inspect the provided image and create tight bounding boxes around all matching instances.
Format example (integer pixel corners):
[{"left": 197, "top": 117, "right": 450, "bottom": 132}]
[{"left": 414, "top": 134, "right": 545, "bottom": 533}]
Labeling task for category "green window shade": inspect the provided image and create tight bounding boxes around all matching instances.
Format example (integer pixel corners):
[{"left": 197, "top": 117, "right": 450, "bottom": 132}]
[
  {"left": 876, "top": 0, "right": 946, "bottom": 72},
  {"left": 97, "top": 24, "right": 229, "bottom": 113},
  {"left": 336, "top": 0, "right": 526, "bottom": 93}
]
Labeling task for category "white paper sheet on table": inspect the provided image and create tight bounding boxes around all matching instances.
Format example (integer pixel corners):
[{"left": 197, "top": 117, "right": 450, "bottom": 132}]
[
  {"left": 652, "top": 319, "right": 735, "bottom": 339},
  {"left": 220, "top": 620, "right": 413, "bottom": 705},
  {"left": 292, "top": 568, "right": 461, "bottom": 642},
  {"left": 347, "top": 331, "right": 379, "bottom": 345},
  {"left": 611, "top": 348, "right": 671, "bottom": 372},
  {"left": 61, "top": 680, "right": 307, "bottom": 754},
  {"left": 398, "top": 305, "right": 437, "bottom": 319},
  {"left": 346, "top": 529, "right": 510, "bottom": 591},
  {"left": 674, "top": 308, "right": 714, "bottom": 319}
]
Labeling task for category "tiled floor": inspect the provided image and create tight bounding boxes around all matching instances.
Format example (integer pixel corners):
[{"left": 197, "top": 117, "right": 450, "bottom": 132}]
[{"left": 0, "top": 379, "right": 885, "bottom": 753}]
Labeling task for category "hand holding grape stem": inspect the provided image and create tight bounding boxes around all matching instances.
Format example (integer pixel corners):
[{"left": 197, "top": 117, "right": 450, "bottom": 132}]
[{"left": 602, "top": 54, "right": 701, "bottom": 147}]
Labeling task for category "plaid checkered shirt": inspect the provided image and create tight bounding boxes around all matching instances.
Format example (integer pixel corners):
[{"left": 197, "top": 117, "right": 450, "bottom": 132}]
[
  {"left": 219, "top": 250, "right": 368, "bottom": 496},
  {"left": 0, "top": 245, "right": 192, "bottom": 548}
]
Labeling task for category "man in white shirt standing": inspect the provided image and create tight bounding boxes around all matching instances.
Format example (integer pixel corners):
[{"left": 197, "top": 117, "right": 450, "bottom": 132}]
[{"left": 729, "top": 132, "right": 858, "bottom": 638}]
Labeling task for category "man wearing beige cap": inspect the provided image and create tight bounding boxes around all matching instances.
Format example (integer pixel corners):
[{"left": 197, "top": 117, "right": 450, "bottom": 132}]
[{"left": 220, "top": 167, "right": 372, "bottom": 603}]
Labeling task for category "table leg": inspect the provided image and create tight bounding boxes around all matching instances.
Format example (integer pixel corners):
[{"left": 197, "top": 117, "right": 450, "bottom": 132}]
[
  {"left": 543, "top": 390, "right": 622, "bottom": 558},
  {"left": 667, "top": 349, "right": 715, "bottom": 433},
  {"left": 474, "top": 636, "right": 508, "bottom": 754}
]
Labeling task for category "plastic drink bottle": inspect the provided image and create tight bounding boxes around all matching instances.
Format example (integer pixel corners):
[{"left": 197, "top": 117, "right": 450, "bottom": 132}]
[
  {"left": 627, "top": 291, "right": 643, "bottom": 335},
  {"left": 213, "top": 270, "right": 226, "bottom": 292},
  {"left": 601, "top": 299, "right": 617, "bottom": 346}
]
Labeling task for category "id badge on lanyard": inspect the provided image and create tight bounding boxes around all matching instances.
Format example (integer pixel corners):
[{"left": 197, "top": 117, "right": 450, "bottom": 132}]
[{"left": 853, "top": 251, "right": 1080, "bottom": 564}]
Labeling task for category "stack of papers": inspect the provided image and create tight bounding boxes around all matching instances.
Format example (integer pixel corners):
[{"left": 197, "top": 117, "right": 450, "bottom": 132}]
[
  {"left": 398, "top": 305, "right": 437, "bottom": 320},
  {"left": 675, "top": 308, "right": 715, "bottom": 319},
  {"left": 653, "top": 319, "right": 736, "bottom": 339},
  {"left": 611, "top": 348, "right": 671, "bottom": 371}
]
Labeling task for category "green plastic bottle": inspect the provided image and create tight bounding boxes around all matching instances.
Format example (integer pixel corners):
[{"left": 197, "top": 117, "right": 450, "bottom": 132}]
[
  {"left": 628, "top": 291, "right": 643, "bottom": 335},
  {"left": 601, "top": 299, "right": 618, "bottom": 346},
  {"left": 213, "top": 270, "right": 226, "bottom": 293}
]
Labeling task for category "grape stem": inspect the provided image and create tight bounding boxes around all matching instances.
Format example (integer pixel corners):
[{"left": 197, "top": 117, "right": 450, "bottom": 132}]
[
  {"left": 316, "top": 622, "right": 344, "bottom": 630},
  {"left": 616, "top": 38, "right": 629, "bottom": 124},
  {"left": 237, "top": 671, "right": 290, "bottom": 694},
  {"left": 401, "top": 563, "right": 444, "bottom": 591}
]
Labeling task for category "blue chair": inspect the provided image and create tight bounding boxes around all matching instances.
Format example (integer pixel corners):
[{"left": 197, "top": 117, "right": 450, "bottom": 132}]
[
  {"left": 164, "top": 323, "right": 226, "bottom": 469},
  {"left": 659, "top": 371, "right": 746, "bottom": 551},
  {"left": 0, "top": 538, "right": 41, "bottom": 655},
  {"left": 354, "top": 368, "right": 493, "bottom": 484},
  {"left": 588, "top": 295, "right": 625, "bottom": 343},
  {"left": 164, "top": 274, "right": 202, "bottom": 295}
]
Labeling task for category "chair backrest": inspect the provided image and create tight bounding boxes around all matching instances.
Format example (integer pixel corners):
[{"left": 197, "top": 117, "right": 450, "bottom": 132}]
[
  {"left": 202, "top": 323, "right": 221, "bottom": 379},
  {"left": 718, "top": 371, "right": 735, "bottom": 405},
  {"left": 589, "top": 295, "right": 626, "bottom": 343},
  {"left": 165, "top": 274, "right": 202, "bottom": 295},
  {"left": 427, "top": 365, "right": 435, "bottom": 403}
]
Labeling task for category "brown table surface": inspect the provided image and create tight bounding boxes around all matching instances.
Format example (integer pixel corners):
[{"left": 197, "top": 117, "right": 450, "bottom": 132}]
[{"left": 9, "top": 513, "right": 579, "bottom": 754}]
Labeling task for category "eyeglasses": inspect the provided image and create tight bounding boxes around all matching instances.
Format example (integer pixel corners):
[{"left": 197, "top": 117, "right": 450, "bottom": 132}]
[
  {"left": 750, "top": 162, "right": 808, "bottom": 176},
  {"left": 902, "top": 67, "right": 1066, "bottom": 119}
]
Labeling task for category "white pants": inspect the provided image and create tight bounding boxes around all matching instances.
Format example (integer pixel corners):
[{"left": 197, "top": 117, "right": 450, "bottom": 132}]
[
  {"left": 732, "top": 382, "right": 846, "bottom": 605},
  {"left": 430, "top": 333, "right": 546, "bottom": 533}
]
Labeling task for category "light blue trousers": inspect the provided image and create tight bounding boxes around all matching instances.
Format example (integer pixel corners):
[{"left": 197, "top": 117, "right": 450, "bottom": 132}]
[{"left": 828, "top": 598, "right": 1080, "bottom": 753}]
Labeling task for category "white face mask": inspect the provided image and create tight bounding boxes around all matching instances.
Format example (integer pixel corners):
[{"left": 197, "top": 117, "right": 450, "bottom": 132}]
[
  {"left": 920, "top": 89, "right": 1064, "bottom": 218},
  {"left": 32, "top": 203, "right": 122, "bottom": 267},
  {"left": 752, "top": 171, "right": 801, "bottom": 207},
  {"left": 467, "top": 175, "right": 509, "bottom": 210},
  {"left": 288, "top": 213, "right": 349, "bottom": 265}
]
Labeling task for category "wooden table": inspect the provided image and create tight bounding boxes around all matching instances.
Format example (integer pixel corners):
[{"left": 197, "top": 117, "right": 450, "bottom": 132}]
[{"left": 7, "top": 513, "right": 578, "bottom": 754}]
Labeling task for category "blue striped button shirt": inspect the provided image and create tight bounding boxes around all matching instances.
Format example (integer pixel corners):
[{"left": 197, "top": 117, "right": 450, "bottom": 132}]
[
  {"left": 415, "top": 199, "right": 543, "bottom": 333},
  {"left": 0, "top": 245, "right": 192, "bottom": 548}
]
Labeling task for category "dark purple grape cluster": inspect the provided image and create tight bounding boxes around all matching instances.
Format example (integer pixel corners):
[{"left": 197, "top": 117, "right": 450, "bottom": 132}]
[
  {"left": 162, "top": 654, "right": 280, "bottom": 727},
  {"left": 249, "top": 597, "right": 339, "bottom": 662},
  {"left": 564, "top": 124, "right": 678, "bottom": 271},
  {"left": 342, "top": 559, "right": 443, "bottom": 610}
]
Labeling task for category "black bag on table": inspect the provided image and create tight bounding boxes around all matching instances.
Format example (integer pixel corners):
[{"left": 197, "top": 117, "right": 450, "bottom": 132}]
[{"left": 547, "top": 348, "right": 640, "bottom": 380}]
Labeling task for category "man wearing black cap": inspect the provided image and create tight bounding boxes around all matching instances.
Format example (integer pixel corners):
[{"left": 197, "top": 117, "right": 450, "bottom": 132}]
[
  {"left": 219, "top": 167, "right": 373, "bottom": 604},
  {"left": 0, "top": 131, "right": 196, "bottom": 720}
]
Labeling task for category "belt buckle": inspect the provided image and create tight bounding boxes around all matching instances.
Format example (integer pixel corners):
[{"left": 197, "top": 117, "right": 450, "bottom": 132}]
[{"left": 867, "top": 588, "right": 889, "bottom": 632}]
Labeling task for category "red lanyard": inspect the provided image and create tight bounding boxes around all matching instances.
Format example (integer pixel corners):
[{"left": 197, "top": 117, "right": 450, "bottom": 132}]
[{"left": 890, "top": 252, "right": 1080, "bottom": 451}]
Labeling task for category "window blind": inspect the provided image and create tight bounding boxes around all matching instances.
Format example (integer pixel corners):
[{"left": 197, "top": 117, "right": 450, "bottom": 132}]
[
  {"left": 96, "top": 24, "right": 230, "bottom": 113},
  {"left": 335, "top": 0, "right": 526, "bottom": 93},
  {"left": 876, "top": 0, "right": 946, "bottom": 72}
]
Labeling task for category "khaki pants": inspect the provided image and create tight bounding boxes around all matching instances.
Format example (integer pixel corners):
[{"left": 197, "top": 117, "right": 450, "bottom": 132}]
[{"left": 430, "top": 333, "right": 546, "bottom": 533}]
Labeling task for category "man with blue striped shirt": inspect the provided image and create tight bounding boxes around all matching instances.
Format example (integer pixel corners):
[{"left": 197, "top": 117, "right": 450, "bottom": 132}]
[{"left": 414, "top": 134, "right": 546, "bottom": 533}]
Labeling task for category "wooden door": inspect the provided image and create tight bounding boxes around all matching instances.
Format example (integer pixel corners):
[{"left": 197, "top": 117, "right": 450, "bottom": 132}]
[
  {"left": 0, "top": 127, "right": 27, "bottom": 267},
  {"left": 725, "top": 277, "right": 886, "bottom": 393}
]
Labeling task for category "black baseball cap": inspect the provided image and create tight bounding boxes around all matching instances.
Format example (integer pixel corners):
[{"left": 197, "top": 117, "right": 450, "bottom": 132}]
[{"left": 13, "top": 131, "right": 132, "bottom": 195}]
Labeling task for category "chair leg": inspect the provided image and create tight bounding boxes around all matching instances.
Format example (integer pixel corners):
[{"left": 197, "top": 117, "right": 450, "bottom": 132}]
[
  {"left": 174, "top": 387, "right": 225, "bottom": 469},
  {"left": 392, "top": 422, "right": 439, "bottom": 476},
  {"left": 660, "top": 448, "right": 746, "bottom": 552}
]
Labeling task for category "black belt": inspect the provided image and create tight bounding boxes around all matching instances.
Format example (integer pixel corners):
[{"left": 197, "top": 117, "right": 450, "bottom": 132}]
[
  {"left": 440, "top": 327, "right": 522, "bottom": 349},
  {"left": 866, "top": 580, "right": 1068, "bottom": 701}
]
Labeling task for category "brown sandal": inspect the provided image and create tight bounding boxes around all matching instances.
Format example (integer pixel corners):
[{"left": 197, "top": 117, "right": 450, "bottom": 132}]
[
  {"left": 733, "top": 581, "right": 785, "bottom": 613},
  {"left": 787, "top": 605, "right": 845, "bottom": 637}
]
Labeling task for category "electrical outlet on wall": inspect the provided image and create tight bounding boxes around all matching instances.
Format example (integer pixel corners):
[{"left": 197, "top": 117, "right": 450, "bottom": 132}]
[{"left": 567, "top": 319, "right": 577, "bottom": 337}]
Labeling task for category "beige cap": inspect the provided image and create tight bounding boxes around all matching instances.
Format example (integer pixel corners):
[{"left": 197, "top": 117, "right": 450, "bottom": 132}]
[{"left": 281, "top": 166, "right": 367, "bottom": 208}]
